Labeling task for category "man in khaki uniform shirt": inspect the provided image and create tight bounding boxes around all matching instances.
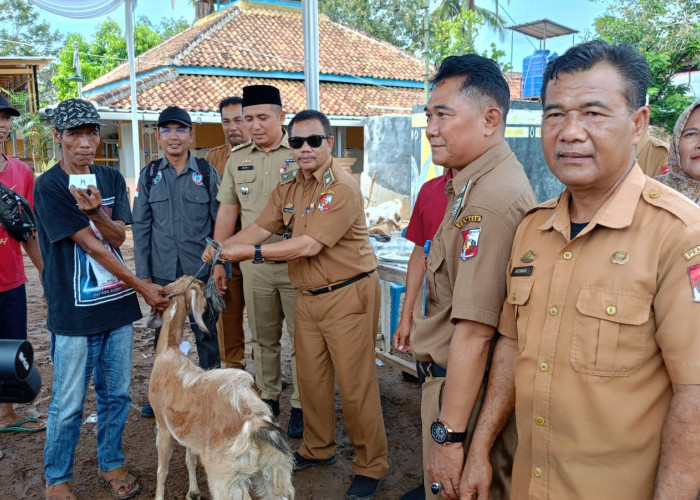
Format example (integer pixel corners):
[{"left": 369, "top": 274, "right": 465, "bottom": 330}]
[
  {"left": 214, "top": 85, "right": 302, "bottom": 437},
  {"left": 401, "top": 55, "right": 536, "bottom": 500},
  {"left": 204, "top": 110, "right": 388, "bottom": 500},
  {"left": 462, "top": 41, "right": 700, "bottom": 500},
  {"left": 637, "top": 129, "right": 669, "bottom": 177},
  {"left": 206, "top": 96, "right": 250, "bottom": 369}
]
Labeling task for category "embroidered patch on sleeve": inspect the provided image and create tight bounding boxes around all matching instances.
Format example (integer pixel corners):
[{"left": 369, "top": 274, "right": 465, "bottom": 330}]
[
  {"left": 689, "top": 264, "right": 700, "bottom": 303},
  {"left": 461, "top": 227, "right": 481, "bottom": 261},
  {"left": 318, "top": 193, "right": 333, "bottom": 211}
]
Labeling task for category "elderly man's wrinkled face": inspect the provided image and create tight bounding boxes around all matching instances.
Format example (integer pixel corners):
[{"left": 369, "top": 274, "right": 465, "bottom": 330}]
[
  {"left": 541, "top": 63, "right": 647, "bottom": 194},
  {"left": 221, "top": 103, "right": 250, "bottom": 147},
  {"left": 289, "top": 119, "right": 334, "bottom": 179},
  {"left": 53, "top": 125, "right": 100, "bottom": 169},
  {"left": 678, "top": 106, "right": 700, "bottom": 181}
]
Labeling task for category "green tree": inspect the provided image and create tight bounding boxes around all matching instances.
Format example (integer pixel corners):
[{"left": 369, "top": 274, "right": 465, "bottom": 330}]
[
  {"left": 0, "top": 0, "right": 63, "bottom": 57},
  {"left": 53, "top": 16, "right": 190, "bottom": 100},
  {"left": 320, "top": 0, "right": 425, "bottom": 52},
  {"left": 594, "top": 0, "right": 700, "bottom": 131},
  {"left": 4, "top": 89, "right": 54, "bottom": 171},
  {"left": 430, "top": 7, "right": 510, "bottom": 70},
  {"left": 432, "top": 0, "right": 509, "bottom": 41}
]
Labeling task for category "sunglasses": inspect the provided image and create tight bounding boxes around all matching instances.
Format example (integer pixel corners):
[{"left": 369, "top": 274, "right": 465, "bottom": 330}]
[{"left": 288, "top": 135, "right": 329, "bottom": 149}]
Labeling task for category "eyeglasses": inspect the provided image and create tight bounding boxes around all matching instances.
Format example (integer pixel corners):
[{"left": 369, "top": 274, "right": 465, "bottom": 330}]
[
  {"left": 288, "top": 135, "right": 329, "bottom": 149},
  {"left": 159, "top": 127, "right": 190, "bottom": 136}
]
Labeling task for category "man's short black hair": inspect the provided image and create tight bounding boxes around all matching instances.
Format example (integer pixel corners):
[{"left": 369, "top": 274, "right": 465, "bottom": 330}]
[
  {"left": 288, "top": 110, "right": 332, "bottom": 137},
  {"left": 431, "top": 54, "right": 510, "bottom": 123},
  {"left": 541, "top": 40, "right": 650, "bottom": 111},
  {"left": 218, "top": 96, "right": 243, "bottom": 114}
]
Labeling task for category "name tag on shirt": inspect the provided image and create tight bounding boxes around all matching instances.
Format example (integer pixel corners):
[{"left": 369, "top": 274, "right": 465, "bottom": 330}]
[
  {"left": 511, "top": 266, "right": 533, "bottom": 277},
  {"left": 238, "top": 165, "right": 254, "bottom": 171}
]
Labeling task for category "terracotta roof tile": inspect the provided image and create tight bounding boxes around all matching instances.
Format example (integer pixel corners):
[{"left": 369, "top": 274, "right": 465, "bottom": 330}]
[
  {"left": 90, "top": 75, "right": 423, "bottom": 116},
  {"left": 84, "top": 1, "right": 424, "bottom": 93}
]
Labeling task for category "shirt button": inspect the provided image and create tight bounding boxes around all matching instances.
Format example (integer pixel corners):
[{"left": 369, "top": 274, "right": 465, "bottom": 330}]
[
  {"left": 548, "top": 306, "right": 558, "bottom": 316},
  {"left": 536, "top": 416, "right": 545, "bottom": 426},
  {"left": 265, "top": 171, "right": 269, "bottom": 175},
  {"left": 649, "top": 190, "right": 661, "bottom": 199},
  {"left": 539, "top": 362, "right": 549, "bottom": 372},
  {"left": 562, "top": 251, "right": 572, "bottom": 260},
  {"left": 533, "top": 467, "right": 543, "bottom": 478},
  {"left": 606, "top": 305, "right": 617, "bottom": 316}
]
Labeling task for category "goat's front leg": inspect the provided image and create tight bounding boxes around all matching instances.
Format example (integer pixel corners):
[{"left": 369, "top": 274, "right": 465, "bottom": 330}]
[
  {"left": 154, "top": 423, "right": 174, "bottom": 500},
  {"left": 185, "top": 447, "right": 202, "bottom": 499}
]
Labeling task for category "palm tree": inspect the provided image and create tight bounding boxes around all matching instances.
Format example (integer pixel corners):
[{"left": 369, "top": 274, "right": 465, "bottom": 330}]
[{"left": 432, "top": 0, "right": 509, "bottom": 40}]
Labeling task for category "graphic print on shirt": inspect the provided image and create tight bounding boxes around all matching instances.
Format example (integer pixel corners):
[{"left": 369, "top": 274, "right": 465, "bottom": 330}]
[{"left": 73, "top": 196, "right": 135, "bottom": 306}]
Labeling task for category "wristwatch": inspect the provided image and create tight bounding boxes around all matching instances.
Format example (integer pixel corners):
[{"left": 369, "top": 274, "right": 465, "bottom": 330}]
[
  {"left": 430, "top": 420, "right": 466, "bottom": 445},
  {"left": 252, "top": 244, "right": 265, "bottom": 264}
]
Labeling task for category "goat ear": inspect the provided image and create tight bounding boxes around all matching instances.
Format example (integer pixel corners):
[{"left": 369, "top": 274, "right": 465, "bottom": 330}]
[{"left": 189, "top": 288, "right": 208, "bottom": 333}]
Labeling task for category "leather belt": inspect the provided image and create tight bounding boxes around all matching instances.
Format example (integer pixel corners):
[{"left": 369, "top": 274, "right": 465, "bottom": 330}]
[
  {"left": 417, "top": 361, "right": 447, "bottom": 378},
  {"left": 304, "top": 269, "right": 376, "bottom": 296}
]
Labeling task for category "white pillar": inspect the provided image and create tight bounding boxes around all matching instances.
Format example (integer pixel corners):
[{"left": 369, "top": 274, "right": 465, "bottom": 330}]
[{"left": 302, "top": 0, "right": 320, "bottom": 110}]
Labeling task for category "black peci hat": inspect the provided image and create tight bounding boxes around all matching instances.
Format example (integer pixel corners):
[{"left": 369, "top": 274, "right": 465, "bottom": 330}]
[
  {"left": 157, "top": 106, "right": 192, "bottom": 128},
  {"left": 242, "top": 85, "right": 282, "bottom": 107}
]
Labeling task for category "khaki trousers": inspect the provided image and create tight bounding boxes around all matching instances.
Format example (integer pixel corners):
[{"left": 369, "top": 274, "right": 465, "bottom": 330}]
[
  {"left": 216, "top": 263, "right": 246, "bottom": 369},
  {"left": 240, "top": 260, "right": 300, "bottom": 408},
  {"left": 420, "top": 373, "right": 516, "bottom": 499},
  {"left": 295, "top": 273, "right": 389, "bottom": 479}
]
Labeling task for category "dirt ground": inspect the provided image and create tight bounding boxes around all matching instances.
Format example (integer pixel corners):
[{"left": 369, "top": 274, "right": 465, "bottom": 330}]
[{"left": 0, "top": 234, "right": 423, "bottom": 499}]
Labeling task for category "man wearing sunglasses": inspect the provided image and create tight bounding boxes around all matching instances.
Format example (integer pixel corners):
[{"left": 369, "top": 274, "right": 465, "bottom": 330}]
[
  {"left": 203, "top": 109, "right": 388, "bottom": 500},
  {"left": 132, "top": 106, "right": 222, "bottom": 418},
  {"left": 213, "top": 85, "right": 303, "bottom": 439}
]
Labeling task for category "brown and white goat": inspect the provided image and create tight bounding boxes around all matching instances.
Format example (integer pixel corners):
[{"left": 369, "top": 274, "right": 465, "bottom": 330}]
[{"left": 149, "top": 276, "right": 294, "bottom": 500}]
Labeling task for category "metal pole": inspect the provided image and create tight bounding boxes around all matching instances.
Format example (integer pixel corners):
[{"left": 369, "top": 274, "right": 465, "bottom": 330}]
[
  {"left": 424, "top": 0, "right": 430, "bottom": 102},
  {"left": 125, "top": 0, "right": 140, "bottom": 176},
  {"left": 302, "top": 0, "right": 320, "bottom": 110}
]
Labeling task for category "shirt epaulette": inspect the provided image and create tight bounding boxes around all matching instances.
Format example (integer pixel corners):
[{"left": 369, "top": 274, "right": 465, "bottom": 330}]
[
  {"left": 648, "top": 135, "right": 670, "bottom": 151},
  {"left": 231, "top": 140, "right": 253, "bottom": 153},
  {"left": 280, "top": 168, "right": 298, "bottom": 184},
  {"left": 525, "top": 197, "right": 558, "bottom": 216},
  {"left": 643, "top": 178, "right": 700, "bottom": 226}
]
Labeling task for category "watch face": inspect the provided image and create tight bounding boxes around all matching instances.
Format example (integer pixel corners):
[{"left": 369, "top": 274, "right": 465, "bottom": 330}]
[{"left": 431, "top": 421, "right": 447, "bottom": 443}]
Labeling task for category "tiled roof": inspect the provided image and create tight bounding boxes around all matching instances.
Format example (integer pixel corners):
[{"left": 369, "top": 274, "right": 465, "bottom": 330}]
[
  {"left": 89, "top": 75, "right": 423, "bottom": 116},
  {"left": 84, "top": 0, "right": 425, "bottom": 93}
]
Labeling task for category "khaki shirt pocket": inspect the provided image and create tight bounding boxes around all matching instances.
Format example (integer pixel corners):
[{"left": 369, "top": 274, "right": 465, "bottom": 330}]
[
  {"left": 233, "top": 169, "right": 256, "bottom": 200},
  {"left": 507, "top": 278, "right": 534, "bottom": 354},
  {"left": 571, "top": 285, "right": 653, "bottom": 376},
  {"left": 427, "top": 254, "right": 451, "bottom": 306}
]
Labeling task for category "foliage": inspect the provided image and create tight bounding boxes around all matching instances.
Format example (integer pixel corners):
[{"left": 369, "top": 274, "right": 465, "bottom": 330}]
[
  {"left": 3, "top": 89, "right": 55, "bottom": 172},
  {"left": 320, "top": 0, "right": 426, "bottom": 52},
  {"left": 0, "top": 0, "right": 64, "bottom": 57},
  {"left": 53, "top": 16, "right": 190, "bottom": 101},
  {"left": 432, "top": 0, "right": 509, "bottom": 41},
  {"left": 593, "top": 0, "right": 700, "bottom": 131},
  {"left": 430, "top": 7, "right": 511, "bottom": 70}
]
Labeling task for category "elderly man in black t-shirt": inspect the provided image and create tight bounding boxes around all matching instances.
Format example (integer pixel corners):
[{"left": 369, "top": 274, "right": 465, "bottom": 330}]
[{"left": 35, "top": 98, "right": 168, "bottom": 500}]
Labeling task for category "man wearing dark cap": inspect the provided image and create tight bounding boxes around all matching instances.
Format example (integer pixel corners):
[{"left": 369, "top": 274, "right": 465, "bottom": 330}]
[
  {"left": 35, "top": 98, "right": 169, "bottom": 500},
  {"left": 206, "top": 96, "right": 251, "bottom": 370},
  {"left": 0, "top": 93, "right": 45, "bottom": 434},
  {"left": 213, "top": 85, "right": 303, "bottom": 438},
  {"left": 132, "top": 106, "right": 222, "bottom": 416}
]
